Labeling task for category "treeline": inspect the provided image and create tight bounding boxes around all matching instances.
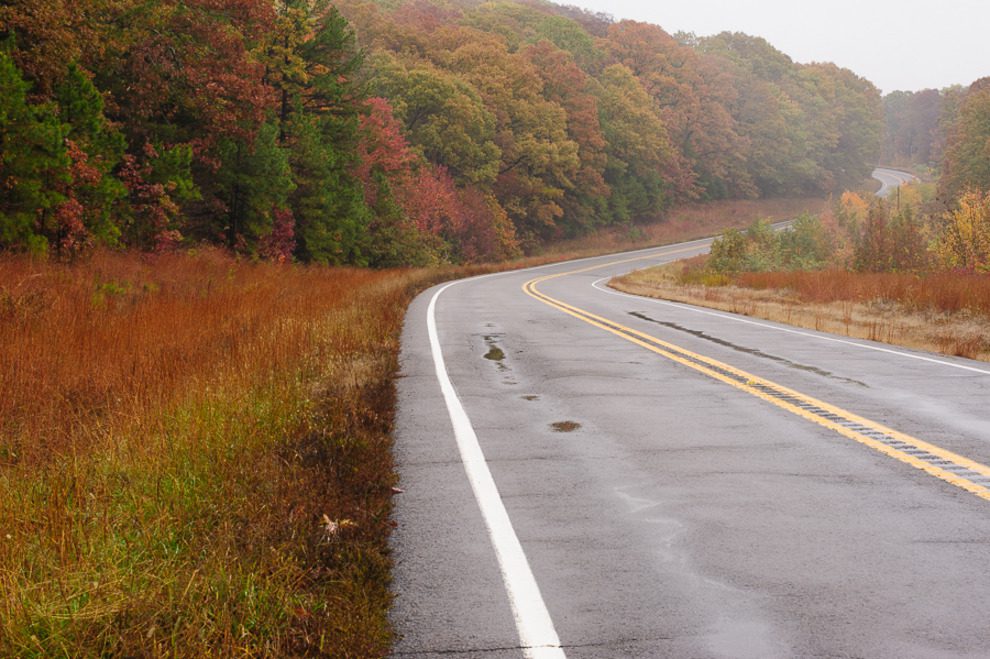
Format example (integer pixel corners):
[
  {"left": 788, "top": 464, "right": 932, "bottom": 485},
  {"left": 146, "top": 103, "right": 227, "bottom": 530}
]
[
  {"left": 883, "top": 77, "right": 990, "bottom": 200},
  {"left": 706, "top": 186, "right": 990, "bottom": 278},
  {"left": 1, "top": 0, "right": 884, "bottom": 264}
]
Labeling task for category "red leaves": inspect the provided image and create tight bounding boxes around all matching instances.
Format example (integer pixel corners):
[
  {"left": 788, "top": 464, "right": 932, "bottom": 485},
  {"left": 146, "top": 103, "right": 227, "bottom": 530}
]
[
  {"left": 115, "top": 0, "right": 276, "bottom": 155},
  {"left": 54, "top": 197, "right": 87, "bottom": 253},
  {"left": 355, "top": 97, "right": 417, "bottom": 204},
  {"left": 259, "top": 207, "right": 296, "bottom": 263},
  {"left": 353, "top": 96, "right": 519, "bottom": 261},
  {"left": 65, "top": 139, "right": 101, "bottom": 187},
  {"left": 119, "top": 149, "right": 182, "bottom": 252}
]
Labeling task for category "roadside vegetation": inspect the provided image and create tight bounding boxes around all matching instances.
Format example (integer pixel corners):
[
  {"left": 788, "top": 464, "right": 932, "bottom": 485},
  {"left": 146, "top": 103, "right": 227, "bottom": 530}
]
[
  {"left": 0, "top": 250, "right": 455, "bottom": 655},
  {"left": 2, "top": 0, "right": 985, "bottom": 653},
  {"left": 1, "top": 0, "right": 882, "bottom": 265},
  {"left": 0, "top": 194, "right": 826, "bottom": 655},
  {"left": 614, "top": 184, "right": 990, "bottom": 361}
]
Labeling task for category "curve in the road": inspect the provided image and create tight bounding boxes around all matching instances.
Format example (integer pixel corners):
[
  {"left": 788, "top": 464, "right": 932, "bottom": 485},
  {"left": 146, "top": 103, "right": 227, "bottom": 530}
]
[
  {"left": 523, "top": 253, "right": 990, "bottom": 502},
  {"left": 592, "top": 279, "right": 990, "bottom": 376},
  {"left": 394, "top": 166, "right": 988, "bottom": 657},
  {"left": 872, "top": 167, "right": 919, "bottom": 197}
]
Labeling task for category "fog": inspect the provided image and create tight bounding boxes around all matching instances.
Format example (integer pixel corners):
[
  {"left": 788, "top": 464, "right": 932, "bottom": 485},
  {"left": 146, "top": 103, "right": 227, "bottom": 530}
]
[{"left": 569, "top": 0, "right": 989, "bottom": 93}]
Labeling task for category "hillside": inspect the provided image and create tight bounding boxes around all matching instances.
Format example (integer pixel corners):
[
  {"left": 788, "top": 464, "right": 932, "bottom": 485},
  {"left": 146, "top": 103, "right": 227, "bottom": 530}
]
[{"left": 2, "top": 0, "right": 883, "bottom": 264}]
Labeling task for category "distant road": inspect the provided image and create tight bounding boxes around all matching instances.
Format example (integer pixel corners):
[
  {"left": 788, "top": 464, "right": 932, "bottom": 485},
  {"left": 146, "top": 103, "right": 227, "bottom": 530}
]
[
  {"left": 873, "top": 166, "right": 919, "bottom": 197},
  {"left": 389, "top": 173, "right": 990, "bottom": 658}
]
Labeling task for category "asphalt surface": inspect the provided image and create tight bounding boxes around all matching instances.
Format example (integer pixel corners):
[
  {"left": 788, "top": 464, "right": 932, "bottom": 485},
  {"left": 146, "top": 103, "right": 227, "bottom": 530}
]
[
  {"left": 873, "top": 167, "right": 919, "bottom": 197},
  {"left": 391, "top": 180, "right": 990, "bottom": 658}
]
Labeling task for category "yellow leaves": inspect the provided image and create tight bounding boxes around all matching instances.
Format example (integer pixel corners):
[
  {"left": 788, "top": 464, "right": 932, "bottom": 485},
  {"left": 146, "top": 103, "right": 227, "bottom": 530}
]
[
  {"left": 934, "top": 189, "right": 990, "bottom": 272},
  {"left": 840, "top": 191, "right": 868, "bottom": 222}
]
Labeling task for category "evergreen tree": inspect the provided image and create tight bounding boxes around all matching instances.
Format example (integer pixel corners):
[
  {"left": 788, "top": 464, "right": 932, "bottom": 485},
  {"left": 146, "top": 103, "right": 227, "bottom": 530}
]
[
  {"left": 286, "top": 110, "right": 370, "bottom": 264},
  {"left": 216, "top": 121, "right": 295, "bottom": 254},
  {"left": 0, "top": 50, "right": 69, "bottom": 253},
  {"left": 55, "top": 62, "right": 127, "bottom": 246}
]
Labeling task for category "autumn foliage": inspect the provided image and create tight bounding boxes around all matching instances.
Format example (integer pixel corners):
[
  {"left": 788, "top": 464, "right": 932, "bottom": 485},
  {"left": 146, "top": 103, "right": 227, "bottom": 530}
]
[
  {"left": 0, "top": 249, "right": 459, "bottom": 655},
  {"left": 2, "top": 0, "right": 886, "bottom": 264}
]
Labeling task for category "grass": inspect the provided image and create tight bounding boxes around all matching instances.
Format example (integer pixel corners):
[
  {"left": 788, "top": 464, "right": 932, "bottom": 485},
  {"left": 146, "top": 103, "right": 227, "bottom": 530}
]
[
  {"left": 0, "top": 196, "right": 829, "bottom": 656},
  {"left": 612, "top": 262, "right": 990, "bottom": 362},
  {"left": 0, "top": 248, "right": 458, "bottom": 656}
]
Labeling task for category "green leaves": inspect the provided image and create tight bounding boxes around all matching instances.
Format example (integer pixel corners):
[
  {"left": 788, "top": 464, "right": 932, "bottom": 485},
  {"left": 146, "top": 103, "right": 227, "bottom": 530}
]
[
  {"left": 0, "top": 51, "right": 69, "bottom": 254},
  {"left": 0, "top": 0, "right": 893, "bottom": 263}
]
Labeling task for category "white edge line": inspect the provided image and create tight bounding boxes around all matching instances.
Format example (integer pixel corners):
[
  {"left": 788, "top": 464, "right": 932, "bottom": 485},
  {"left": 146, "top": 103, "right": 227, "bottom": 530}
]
[
  {"left": 591, "top": 277, "right": 990, "bottom": 376},
  {"left": 427, "top": 281, "right": 566, "bottom": 659}
]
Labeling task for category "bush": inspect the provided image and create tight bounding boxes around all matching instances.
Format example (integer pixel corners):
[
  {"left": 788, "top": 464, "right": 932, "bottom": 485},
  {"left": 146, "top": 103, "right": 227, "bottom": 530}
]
[{"left": 707, "top": 215, "right": 834, "bottom": 274}]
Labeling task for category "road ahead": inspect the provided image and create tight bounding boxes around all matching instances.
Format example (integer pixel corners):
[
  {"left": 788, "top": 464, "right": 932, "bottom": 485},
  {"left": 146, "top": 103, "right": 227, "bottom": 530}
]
[
  {"left": 873, "top": 167, "right": 919, "bottom": 197},
  {"left": 391, "top": 213, "right": 990, "bottom": 658}
]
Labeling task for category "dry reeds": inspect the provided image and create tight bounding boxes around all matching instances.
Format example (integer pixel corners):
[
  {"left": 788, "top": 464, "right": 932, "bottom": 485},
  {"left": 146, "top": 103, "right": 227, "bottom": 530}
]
[
  {"left": 613, "top": 265, "right": 990, "bottom": 361},
  {"left": 0, "top": 248, "right": 445, "bottom": 656}
]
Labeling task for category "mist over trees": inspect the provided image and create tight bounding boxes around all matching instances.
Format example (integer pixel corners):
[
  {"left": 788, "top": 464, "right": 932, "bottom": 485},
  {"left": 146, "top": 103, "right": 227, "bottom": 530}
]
[
  {"left": 1, "top": 0, "right": 886, "bottom": 264},
  {"left": 882, "top": 76, "right": 990, "bottom": 204}
]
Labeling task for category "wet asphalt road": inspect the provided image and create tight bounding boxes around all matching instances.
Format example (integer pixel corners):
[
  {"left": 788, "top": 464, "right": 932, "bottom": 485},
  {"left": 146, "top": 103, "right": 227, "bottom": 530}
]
[
  {"left": 390, "top": 179, "right": 990, "bottom": 658},
  {"left": 873, "top": 167, "right": 919, "bottom": 197}
]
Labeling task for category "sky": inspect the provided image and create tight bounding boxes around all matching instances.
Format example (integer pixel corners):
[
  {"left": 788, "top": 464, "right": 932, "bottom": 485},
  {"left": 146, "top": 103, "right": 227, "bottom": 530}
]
[{"left": 567, "top": 0, "right": 989, "bottom": 93}]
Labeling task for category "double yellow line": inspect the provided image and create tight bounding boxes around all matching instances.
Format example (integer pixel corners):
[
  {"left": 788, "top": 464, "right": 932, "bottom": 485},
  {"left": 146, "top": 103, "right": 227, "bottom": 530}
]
[{"left": 523, "top": 253, "right": 990, "bottom": 502}]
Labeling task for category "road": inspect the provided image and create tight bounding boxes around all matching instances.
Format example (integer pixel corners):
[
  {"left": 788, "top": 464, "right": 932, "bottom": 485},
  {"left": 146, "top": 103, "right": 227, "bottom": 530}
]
[
  {"left": 391, "top": 211, "right": 990, "bottom": 657},
  {"left": 873, "top": 167, "right": 919, "bottom": 197}
]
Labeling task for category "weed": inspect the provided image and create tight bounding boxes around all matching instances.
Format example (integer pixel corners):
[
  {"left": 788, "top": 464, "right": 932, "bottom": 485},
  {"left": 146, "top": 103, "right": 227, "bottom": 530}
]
[
  {"left": 0, "top": 248, "right": 454, "bottom": 656},
  {"left": 613, "top": 264, "right": 990, "bottom": 362}
]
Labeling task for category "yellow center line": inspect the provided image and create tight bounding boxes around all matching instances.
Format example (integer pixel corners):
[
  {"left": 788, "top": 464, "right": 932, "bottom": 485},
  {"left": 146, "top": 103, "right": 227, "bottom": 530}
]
[{"left": 523, "top": 256, "right": 990, "bottom": 502}]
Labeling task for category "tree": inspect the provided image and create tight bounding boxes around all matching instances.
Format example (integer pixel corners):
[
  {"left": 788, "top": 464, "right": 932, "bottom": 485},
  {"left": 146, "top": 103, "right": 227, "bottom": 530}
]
[
  {"left": 264, "top": 1, "right": 375, "bottom": 264},
  {"left": 799, "top": 63, "right": 883, "bottom": 192},
  {"left": 365, "top": 52, "right": 501, "bottom": 186},
  {"left": 54, "top": 63, "right": 127, "bottom": 246},
  {"left": 215, "top": 122, "right": 295, "bottom": 254},
  {"left": 430, "top": 27, "right": 581, "bottom": 243},
  {"left": 0, "top": 50, "right": 69, "bottom": 253},
  {"left": 603, "top": 21, "right": 752, "bottom": 201},
  {"left": 882, "top": 89, "right": 942, "bottom": 166},
  {"left": 940, "top": 78, "right": 990, "bottom": 199},
  {"left": 525, "top": 41, "right": 610, "bottom": 234},
  {"left": 284, "top": 107, "right": 370, "bottom": 265},
  {"left": 933, "top": 189, "right": 990, "bottom": 272},
  {"left": 593, "top": 64, "right": 679, "bottom": 222}
]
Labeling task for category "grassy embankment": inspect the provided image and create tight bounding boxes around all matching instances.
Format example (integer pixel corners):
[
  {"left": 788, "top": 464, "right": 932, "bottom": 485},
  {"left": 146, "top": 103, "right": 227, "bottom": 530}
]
[
  {"left": 613, "top": 262, "right": 990, "bottom": 362},
  {"left": 0, "top": 195, "right": 827, "bottom": 656}
]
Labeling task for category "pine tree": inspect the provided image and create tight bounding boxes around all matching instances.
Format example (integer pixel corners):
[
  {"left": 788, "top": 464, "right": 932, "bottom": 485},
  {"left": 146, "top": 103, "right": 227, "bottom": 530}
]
[
  {"left": 0, "top": 50, "right": 69, "bottom": 253},
  {"left": 54, "top": 62, "right": 127, "bottom": 246}
]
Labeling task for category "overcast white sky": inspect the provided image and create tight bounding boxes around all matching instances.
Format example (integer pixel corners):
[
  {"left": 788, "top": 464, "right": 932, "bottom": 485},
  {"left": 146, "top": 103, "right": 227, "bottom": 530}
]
[{"left": 568, "top": 0, "right": 988, "bottom": 93}]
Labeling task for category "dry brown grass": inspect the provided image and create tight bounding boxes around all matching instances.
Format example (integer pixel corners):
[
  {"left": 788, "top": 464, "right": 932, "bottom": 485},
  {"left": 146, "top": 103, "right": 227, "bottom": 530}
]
[
  {"left": 612, "top": 264, "right": 990, "bottom": 362},
  {"left": 0, "top": 248, "right": 457, "bottom": 656}
]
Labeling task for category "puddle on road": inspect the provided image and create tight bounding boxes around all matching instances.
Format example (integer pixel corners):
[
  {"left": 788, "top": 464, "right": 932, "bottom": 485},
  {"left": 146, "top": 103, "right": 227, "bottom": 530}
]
[
  {"left": 630, "top": 312, "right": 867, "bottom": 388},
  {"left": 551, "top": 420, "right": 581, "bottom": 433},
  {"left": 482, "top": 335, "right": 508, "bottom": 371}
]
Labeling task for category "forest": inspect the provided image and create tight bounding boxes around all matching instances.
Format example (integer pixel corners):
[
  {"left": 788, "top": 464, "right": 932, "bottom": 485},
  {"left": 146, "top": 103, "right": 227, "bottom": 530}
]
[
  {"left": 883, "top": 78, "right": 990, "bottom": 201},
  {"left": 1, "top": 0, "right": 888, "bottom": 266},
  {"left": 4, "top": 1, "right": 990, "bottom": 655}
]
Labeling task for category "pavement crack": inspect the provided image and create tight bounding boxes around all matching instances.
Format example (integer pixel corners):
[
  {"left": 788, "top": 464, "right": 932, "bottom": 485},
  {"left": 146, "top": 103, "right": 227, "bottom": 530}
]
[{"left": 629, "top": 311, "right": 868, "bottom": 388}]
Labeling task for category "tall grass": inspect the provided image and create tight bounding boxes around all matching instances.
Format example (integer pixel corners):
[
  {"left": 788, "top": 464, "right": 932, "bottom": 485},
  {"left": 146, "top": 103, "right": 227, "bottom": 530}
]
[
  {"left": 0, "top": 248, "right": 446, "bottom": 656},
  {"left": 736, "top": 270, "right": 990, "bottom": 316}
]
